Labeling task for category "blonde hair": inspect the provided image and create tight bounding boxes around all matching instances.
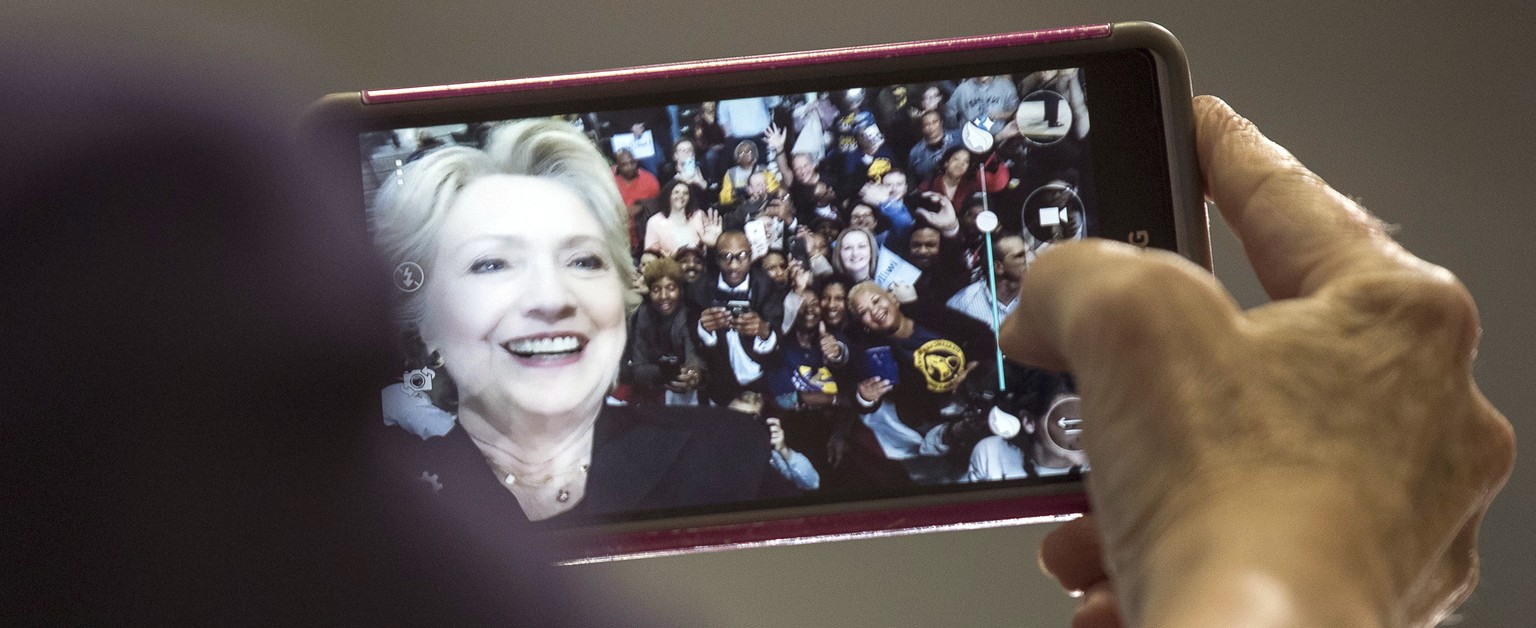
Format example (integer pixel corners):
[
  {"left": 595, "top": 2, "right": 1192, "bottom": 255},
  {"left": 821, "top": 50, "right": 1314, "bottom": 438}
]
[
  {"left": 370, "top": 118, "right": 641, "bottom": 335},
  {"left": 832, "top": 227, "right": 880, "bottom": 282},
  {"left": 846, "top": 280, "right": 888, "bottom": 310}
]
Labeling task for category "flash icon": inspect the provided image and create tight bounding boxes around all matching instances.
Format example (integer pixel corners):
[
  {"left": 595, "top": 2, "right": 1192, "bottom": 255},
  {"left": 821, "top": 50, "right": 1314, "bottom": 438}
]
[{"left": 394, "top": 261, "right": 424, "bottom": 293}]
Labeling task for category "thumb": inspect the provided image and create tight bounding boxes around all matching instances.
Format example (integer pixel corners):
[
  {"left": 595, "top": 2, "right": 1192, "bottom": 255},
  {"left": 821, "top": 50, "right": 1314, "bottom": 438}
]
[
  {"left": 819, "top": 322, "right": 828, "bottom": 335},
  {"left": 999, "top": 240, "right": 1237, "bottom": 376}
]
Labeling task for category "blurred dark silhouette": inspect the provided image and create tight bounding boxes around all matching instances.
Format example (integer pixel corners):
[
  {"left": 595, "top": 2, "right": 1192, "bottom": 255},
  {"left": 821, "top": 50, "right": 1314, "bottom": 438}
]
[{"left": 0, "top": 23, "right": 639, "bottom": 626}]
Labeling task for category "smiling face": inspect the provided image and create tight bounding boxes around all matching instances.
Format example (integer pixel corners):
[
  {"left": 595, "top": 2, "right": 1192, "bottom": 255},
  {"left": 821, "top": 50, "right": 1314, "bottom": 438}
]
[
  {"left": 944, "top": 150, "right": 971, "bottom": 179},
  {"left": 851, "top": 287, "right": 901, "bottom": 334},
  {"left": 838, "top": 230, "right": 874, "bottom": 281},
  {"left": 820, "top": 282, "right": 847, "bottom": 327},
  {"left": 676, "top": 248, "right": 704, "bottom": 282},
  {"left": 735, "top": 141, "right": 757, "bottom": 168},
  {"left": 747, "top": 172, "right": 768, "bottom": 199},
  {"left": 908, "top": 227, "right": 941, "bottom": 270},
  {"left": 797, "top": 295, "right": 822, "bottom": 332},
  {"left": 648, "top": 276, "right": 681, "bottom": 316},
  {"left": 792, "top": 154, "right": 818, "bottom": 184},
  {"left": 760, "top": 251, "right": 788, "bottom": 286},
  {"left": 668, "top": 182, "right": 690, "bottom": 214},
  {"left": 420, "top": 175, "right": 626, "bottom": 421},
  {"left": 849, "top": 205, "right": 877, "bottom": 232},
  {"left": 716, "top": 232, "right": 753, "bottom": 287}
]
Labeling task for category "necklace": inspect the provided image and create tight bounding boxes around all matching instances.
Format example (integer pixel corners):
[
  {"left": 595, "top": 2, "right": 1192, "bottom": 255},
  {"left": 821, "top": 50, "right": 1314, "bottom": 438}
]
[
  {"left": 487, "top": 460, "right": 590, "bottom": 503},
  {"left": 462, "top": 417, "right": 597, "bottom": 509}
]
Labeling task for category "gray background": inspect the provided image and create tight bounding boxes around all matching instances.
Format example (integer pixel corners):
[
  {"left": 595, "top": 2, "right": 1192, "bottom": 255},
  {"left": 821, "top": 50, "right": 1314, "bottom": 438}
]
[{"left": 14, "top": 1, "right": 1531, "bottom": 625}]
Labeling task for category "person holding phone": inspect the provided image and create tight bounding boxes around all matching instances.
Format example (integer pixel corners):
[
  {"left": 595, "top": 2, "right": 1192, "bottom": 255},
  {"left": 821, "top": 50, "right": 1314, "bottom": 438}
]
[
  {"left": 1019, "top": 96, "right": 1514, "bottom": 628},
  {"left": 622, "top": 257, "right": 704, "bottom": 405},
  {"left": 685, "top": 230, "right": 787, "bottom": 406},
  {"left": 846, "top": 281, "right": 991, "bottom": 483},
  {"left": 9, "top": 17, "right": 1515, "bottom": 624},
  {"left": 370, "top": 119, "right": 792, "bottom": 521}
]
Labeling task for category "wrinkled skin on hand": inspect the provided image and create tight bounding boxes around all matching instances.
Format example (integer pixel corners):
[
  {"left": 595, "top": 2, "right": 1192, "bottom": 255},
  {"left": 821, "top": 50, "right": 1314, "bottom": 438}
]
[{"left": 1006, "top": 96, "right": 1514, "bottom": 628}]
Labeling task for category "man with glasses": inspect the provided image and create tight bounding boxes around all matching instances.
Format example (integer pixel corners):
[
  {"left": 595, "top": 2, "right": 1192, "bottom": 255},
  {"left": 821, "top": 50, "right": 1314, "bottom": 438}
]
[{"left": 687, "top": 231, "right": 787, "bottom": 406}]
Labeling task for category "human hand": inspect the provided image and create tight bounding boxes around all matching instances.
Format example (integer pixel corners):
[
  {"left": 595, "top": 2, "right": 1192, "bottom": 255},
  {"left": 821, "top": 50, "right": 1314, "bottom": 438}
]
[
  {"left": 700, "top": 208, "right": 724, "bottom": 247},
  {"left": 818, "top": 322, "right": 842, "bottom": 362},
  {"left": 699, "top": 306, "right": 732, "bottom": 333},
  {"left": 764, "top": 124, "right": 787, "bottom": 153},
  {"left": 890, "top": 282, "right": 918, "bottom": 304},
  {"left": 950, "top": 360, "right": 979, "bottom": 389},
  {"left": 789, "top": 259, "right": 813, "bottom": 293},
  {"left": 732, "top": 311, "right": 769, "bottom": 339},
  {"left": 915, "top": 191, "right": 959, "bottom": 235},
  {"left": 1004, "top": 96, "right": 1514, "bottom": 628},
  {"left": 856, "top": 377, "right": 893, "bottom": 404},
  {"left": 1038, "top": 515, "right": 1120, "bottom": 628},
  {"left": 766, "top": 417, "right": 790, "bottom": 456},
  {"left": 666, "top": 367, "right": 700, "bottom": 393},
  {"left": 942, "top": 409, "right": 989, "bottom": 445},
  {"left": 860, "top": 181, "right": 891, "bottom": 206}
]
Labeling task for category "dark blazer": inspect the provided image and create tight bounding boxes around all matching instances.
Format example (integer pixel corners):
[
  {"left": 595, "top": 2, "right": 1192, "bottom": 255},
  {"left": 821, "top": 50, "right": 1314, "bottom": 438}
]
[
  {"left": 684, "top": 267, "right": 787, "bottom": 404},
  {"left": 371, "top": 404, "right": 797, "bottom": 527},
  {"left": 622, "top": 305, "right": 704, "bottom": 402}
]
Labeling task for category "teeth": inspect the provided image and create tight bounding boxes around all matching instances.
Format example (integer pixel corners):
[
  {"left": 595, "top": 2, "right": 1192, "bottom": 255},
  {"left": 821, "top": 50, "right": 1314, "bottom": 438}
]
[{"left": 506, "top": 335, "right": 581, "bottom": 355}]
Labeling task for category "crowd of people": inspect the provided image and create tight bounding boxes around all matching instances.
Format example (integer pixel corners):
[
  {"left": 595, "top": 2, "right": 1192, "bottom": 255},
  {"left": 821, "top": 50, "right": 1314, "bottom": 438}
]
[
  {"left": 365, "top": 71, "right": 1096, "bottom": 495},
  {"left": 611, "top": 73, "right": 1096, "bottom": 491}
]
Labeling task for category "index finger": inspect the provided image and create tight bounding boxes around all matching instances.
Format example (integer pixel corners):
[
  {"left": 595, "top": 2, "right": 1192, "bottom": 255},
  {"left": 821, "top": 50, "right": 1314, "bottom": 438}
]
[{"left": 1195, "top": 95, "right": 1407, "bottom": 299}]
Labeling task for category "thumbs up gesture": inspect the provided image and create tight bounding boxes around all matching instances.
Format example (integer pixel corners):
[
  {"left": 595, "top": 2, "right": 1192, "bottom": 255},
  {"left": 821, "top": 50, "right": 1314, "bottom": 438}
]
[{"left": 818, "top": 321, "right": 844, "bottom": 363}]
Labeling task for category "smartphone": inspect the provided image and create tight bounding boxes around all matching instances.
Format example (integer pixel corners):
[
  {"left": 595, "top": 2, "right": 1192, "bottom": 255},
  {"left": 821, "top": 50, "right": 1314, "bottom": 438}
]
[
  {"left": 789, "top": 235, "right": 810, "bottom": 265},
  {"left": 305, "top": 21, "right": 1208, "bottom": 563},
  {"left": 862, "top": 346, "right": 901, "bottom": 387}
]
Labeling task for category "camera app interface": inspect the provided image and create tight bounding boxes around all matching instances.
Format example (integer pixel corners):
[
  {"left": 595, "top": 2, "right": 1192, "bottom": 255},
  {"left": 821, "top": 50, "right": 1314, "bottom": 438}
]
[{"left": 361, "top": 69, "right": 1092, "bottom": 524}]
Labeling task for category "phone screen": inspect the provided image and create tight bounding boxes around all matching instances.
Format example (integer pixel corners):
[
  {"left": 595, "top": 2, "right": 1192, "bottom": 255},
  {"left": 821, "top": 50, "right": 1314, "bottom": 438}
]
[{"left": 356, "top": 61, "right": 1128, "bottom": 537}]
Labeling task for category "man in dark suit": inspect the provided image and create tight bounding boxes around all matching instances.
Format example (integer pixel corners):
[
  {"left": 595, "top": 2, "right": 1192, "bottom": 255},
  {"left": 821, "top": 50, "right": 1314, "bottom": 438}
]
[{"left": 686, "top": 231, "right": 786, "bottom": 406}]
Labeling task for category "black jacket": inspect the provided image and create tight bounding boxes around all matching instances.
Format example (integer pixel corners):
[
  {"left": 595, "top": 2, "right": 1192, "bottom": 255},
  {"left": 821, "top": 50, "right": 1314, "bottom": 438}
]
[
  {"left": 684, "top": 268, "right": 787, "bottom": 404},
  {"left": 371, "top": 404, "right": 798, "bottom": 527}
]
